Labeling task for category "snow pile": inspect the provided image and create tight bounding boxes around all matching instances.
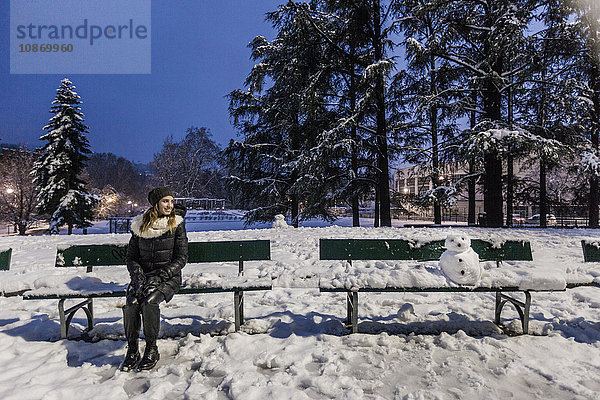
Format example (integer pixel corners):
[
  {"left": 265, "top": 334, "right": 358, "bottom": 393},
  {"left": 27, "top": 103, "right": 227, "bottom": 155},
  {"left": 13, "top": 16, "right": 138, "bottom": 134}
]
[
  {"left": 182, "top": 273, "right": 272, "bottom": 290},
  {"left": 26, "top": 274, "right": 126, "bottom": 297}
]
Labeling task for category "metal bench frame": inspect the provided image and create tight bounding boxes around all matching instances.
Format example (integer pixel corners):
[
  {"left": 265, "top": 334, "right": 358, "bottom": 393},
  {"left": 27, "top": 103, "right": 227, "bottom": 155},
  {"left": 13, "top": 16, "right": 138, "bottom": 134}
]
[{"left": 321, "top": 284, "right": 535, "bottom": 334}]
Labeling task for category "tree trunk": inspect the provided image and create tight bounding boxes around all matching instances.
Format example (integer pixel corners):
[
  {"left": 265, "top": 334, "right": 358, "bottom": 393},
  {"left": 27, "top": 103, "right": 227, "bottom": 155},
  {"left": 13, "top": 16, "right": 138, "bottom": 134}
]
[
  {"left": 589, "top": 61, "right": 600, "bottom": 228},
  {"left": 590, "top": 176, "right": 599, "bottom": 228},
  {"left": 468, "top": 159, "right": 476, "bottom": 226},
  {"left": 372, "top": 0, "right": 391, "bottom": 227},
  {"left": 18, "top": 222, "right": 27, "bottom": 235},
  {"left": 506, "top": 75, "right": 514, "bottom": 227},
  {"left": 483, "top": 153, "right": 503, "bottom": 227},
  {"left": 68, "top": 223, "right": 73, "bottom": 235},
  {"left": 482, "top": 63, "right": 504, "bottom": 227},
  {"left": 540, "top": 161, "right": 548, "bottom": 228},
  {"left": 374, "top": 188, "right": 380, "bottom": 227},
  {"left": 506, "top": 155, "right": 514, "bottom": 227},
  {"left": 468, "top": 93, "right": 477, "bottom": 226},
  {"left": 479, "top": 5, "right": 504, "bottom": 228},
  {"left": 291, "top": 195, "right": 299, "bottom": 228},
  {"left": 352, "top": 195, "right": 360, "bottom": 227},
  {"left": 350, "top": 59, "right": 360, "bottom": 228},
  {"left": 429, "top": 67, "right": 442, "bottom": 225}
]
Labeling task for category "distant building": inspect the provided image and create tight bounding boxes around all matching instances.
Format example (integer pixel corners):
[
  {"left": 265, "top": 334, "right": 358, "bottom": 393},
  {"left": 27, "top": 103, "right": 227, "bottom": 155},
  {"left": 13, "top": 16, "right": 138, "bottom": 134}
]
[{"left": 392, "top": 159, "right": 576, "bottom": 222}]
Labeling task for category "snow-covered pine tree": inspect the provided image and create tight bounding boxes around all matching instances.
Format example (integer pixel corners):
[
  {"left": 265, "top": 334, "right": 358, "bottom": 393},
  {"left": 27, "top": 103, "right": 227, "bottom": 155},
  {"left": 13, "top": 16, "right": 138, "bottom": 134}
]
[
  {"left": 288, "top": 0, "right": 379, "bottom": 227},
  {"left": 516, "top": 0, "right": 579, "bottom": 227},
  {"left": 431, "top": 0, "right": 540, "bottom": 227},
  {"left": 294, "top": 0, "right": 398, "bottom": 227},
  {"left": 32, "top": 78, "right": 97, "bottom": 234},
  {"left": 393, "top": 0, "right": 464, "bottom": 225},
  {"left": 560, "top": 0, "right": 600, "bottom": 227},
  {"left": 226, "top": 3, "right": 334, "bottom": 227}
]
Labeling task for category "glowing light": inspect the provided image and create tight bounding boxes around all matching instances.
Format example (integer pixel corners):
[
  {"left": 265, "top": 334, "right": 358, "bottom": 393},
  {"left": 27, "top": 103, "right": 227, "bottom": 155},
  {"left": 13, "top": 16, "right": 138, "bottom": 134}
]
[{"left": 6, "top": 188, "right": 14, "bottom": 194}]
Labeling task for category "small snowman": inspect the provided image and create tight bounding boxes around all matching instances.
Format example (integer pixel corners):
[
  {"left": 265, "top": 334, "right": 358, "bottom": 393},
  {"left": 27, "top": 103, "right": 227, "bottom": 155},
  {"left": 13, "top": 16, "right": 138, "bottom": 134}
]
[
  {"left": 272, "top": 214, "right": 289, "bottom": 229},
  {"left": 439, "top": 234, "right": 481, "bottom": 285}
]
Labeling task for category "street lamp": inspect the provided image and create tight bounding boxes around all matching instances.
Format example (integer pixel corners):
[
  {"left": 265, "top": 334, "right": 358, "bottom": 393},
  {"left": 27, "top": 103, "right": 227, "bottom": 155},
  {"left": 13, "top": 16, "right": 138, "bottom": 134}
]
[{"left": 5, "top": 188, "right": 16, "bottom": 233}]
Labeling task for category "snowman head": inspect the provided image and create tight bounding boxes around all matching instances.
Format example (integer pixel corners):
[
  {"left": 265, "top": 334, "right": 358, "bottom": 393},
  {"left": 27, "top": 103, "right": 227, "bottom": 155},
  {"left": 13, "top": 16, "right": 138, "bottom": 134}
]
[
  {"left": 444, "top": 234, "right": 471, "bottom": 253},
  {"left": 275, "top": 214, "right": 285, "bottom": 221}
]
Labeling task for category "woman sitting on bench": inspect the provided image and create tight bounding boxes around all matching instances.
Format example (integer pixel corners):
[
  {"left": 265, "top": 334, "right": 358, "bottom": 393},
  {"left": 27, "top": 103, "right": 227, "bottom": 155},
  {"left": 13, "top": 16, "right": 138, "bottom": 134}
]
[{"left": 121, "top": 187, "right": 188, "bottom": 372}]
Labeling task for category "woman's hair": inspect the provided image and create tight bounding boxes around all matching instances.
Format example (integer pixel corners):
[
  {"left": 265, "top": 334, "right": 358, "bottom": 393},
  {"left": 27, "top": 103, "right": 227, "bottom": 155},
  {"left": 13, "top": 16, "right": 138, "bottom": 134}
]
[{"left": 140, "top": 203, "right": 177, "bottom": 234}]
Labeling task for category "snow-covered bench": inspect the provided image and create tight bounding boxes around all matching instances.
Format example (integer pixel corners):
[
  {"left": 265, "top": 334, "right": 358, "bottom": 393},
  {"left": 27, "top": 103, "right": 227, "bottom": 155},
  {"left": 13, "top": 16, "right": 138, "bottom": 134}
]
[
  {"left": 318, "top": 238, "right": 564, "bottom": 334},
  {"left": 0, "top": 248, "right": 12, "bottom": 272},
  {"left": 23, "top": 240, "right": 272, "bottom": 339},
  {"left": 576, "top": 241, "right": 600, "bottom": 288}
]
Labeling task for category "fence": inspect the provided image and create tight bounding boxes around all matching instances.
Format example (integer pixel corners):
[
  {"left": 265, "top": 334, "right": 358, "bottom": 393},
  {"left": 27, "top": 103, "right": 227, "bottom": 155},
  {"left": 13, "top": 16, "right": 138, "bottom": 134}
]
[{"left": 108, "top": 217, "right": 132, "bottom": 234}]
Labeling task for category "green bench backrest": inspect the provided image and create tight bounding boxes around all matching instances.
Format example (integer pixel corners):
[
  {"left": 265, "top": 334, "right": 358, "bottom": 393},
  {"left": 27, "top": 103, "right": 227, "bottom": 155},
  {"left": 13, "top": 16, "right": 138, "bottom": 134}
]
[
  {"left": 581, "top": 240, "right": 600, "bottom": 262},
  {"left": 0, "top": 248, "right": 12, "bottom": 271},
  {"left": 55, "top": 240, "right": 271, "bottom": 271},
  {"left": 56, "top": 244, "right": 128, "bottom": 271},
  {"left": 319, "top": 239, "right": 532, "bottom": 262},
  {"left": 187, "top": 240, "right": 270, "bottom": 262}
]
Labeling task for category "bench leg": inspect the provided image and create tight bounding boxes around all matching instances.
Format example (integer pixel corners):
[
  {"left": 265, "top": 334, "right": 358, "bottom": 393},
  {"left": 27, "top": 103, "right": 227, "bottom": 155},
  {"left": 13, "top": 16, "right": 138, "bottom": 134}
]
[
  {"left": 346, "top": 292, "right": 358, "bottom": 334},
  {"left": 495, "top": 291, "right": 531, "bottom": 334},
  {"left": 234, "top": 291, "right": 244, "bottom": 331},
  {"left": 58, "top": 298, "right": 94, "bottom": 339}
]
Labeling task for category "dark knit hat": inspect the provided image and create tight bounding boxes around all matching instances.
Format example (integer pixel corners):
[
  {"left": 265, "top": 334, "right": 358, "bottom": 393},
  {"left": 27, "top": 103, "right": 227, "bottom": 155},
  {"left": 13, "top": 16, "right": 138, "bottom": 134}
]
[{"left": 148, "top": 187, "right": 174, "bottom": 206}]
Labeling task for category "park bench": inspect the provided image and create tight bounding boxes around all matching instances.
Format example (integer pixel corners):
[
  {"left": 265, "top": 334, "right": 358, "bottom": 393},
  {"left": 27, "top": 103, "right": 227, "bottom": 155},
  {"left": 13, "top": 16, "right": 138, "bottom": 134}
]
[
  {"left": 1, "top": 248, "right": 36, "bottom": 298},
  {"left": 0, "top": 248, "right": 11, "bottom": 272},
  {"left": 577, "top": 240, "right": 600, "bottom": 288},
  {"left": 318, "top": 238, "right": 553, "bottom": 335},
  {"left": 23, "top": 240, "right": 272, "bottom": 339}
]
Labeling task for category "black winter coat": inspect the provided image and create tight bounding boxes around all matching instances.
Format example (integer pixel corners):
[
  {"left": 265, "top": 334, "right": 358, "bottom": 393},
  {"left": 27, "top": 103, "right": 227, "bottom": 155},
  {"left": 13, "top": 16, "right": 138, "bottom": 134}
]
[{"left": 126, "top": 213, "right": 188, "bottom": 302}]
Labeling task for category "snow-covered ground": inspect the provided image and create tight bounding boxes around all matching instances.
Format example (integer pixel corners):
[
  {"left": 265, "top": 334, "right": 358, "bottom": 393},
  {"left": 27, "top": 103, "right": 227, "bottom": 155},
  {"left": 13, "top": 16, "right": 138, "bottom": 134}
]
[{"left": 1, "top": 223, "right": 600, "bottom": 399}]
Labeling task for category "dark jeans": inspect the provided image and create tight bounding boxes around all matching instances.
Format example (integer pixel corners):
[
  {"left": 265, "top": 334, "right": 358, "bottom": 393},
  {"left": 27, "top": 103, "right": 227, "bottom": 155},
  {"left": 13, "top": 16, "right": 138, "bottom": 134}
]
[{"left": 122, "top": 291, "right": 165, "bottom": 347}]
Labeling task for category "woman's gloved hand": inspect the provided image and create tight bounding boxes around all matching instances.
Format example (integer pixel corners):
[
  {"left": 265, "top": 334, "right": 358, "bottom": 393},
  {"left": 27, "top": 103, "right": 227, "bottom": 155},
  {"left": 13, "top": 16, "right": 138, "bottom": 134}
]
[
  {"left": 142, "top": 275, "right": 162, "bottom": 299},
  {"left": 127, "top": 269, "right": 146, "bottom": 302},
  {"left": 143, "top": 290, "right": 165, "bottom": 305}
]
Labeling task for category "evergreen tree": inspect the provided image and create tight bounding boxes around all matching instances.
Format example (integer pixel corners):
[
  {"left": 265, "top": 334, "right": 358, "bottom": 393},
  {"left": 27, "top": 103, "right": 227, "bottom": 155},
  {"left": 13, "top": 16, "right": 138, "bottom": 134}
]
[
  {"left": 32, "top": 78, "right": 97, "bottom": 234},
  {"left": 226, "top": 3, "right": 334, "bottom": 226},
  {"left": 517, "top": 0, "right": 579, "bottom": 227},
  {"left": 394, "top": 0, "right": 464, "bottom": 224},
  {"left": 561, "top": 0, "right": 600, "bottom": 227},
  {"left": 289, "top": 0, "right": 379, "bottom": 227},
  {"left": 294, "top": 0, "right": 399, "bottom": 227},
  {"left": 432, "top": 0, "right": 540, "bottom": 227}
]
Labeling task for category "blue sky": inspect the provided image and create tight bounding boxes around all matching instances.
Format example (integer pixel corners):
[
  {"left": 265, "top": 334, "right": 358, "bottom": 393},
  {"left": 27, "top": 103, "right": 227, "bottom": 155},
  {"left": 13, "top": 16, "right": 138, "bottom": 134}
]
[{"left": 0, "top": 1, "right": 282, "bottom": 163}]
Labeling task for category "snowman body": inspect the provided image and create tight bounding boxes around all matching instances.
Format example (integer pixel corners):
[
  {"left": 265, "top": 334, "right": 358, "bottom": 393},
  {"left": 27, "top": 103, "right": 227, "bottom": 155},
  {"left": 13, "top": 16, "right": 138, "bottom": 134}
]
[
  {"left": 272, "top": 214, "right": 289, "bottom": 229},
  {"left": 439, "top": 235, "right": 482, "bottom": 285}
]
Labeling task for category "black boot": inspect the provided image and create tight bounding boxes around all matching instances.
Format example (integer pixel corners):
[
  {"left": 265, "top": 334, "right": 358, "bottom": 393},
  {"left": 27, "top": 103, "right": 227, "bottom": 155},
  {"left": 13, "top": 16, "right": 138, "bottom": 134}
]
[
  {"left": 137, "top": 344, "right": 160, "bottom": 371},
  {"left": 120, "top": 343, "right": 140, "bottom": 372},
  {"left": 137, "top": 302, "right": 161, "bottom": 371},
  {"left": 121, "top": 303, "right": 142, "bottom": 371}
]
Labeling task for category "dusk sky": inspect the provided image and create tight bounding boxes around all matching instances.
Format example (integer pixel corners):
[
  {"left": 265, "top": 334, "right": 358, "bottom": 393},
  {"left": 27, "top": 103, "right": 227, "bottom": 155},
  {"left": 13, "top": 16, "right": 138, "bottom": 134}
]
[{"left": 0, "top": 1, "right": 283, "bottom": 163}]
